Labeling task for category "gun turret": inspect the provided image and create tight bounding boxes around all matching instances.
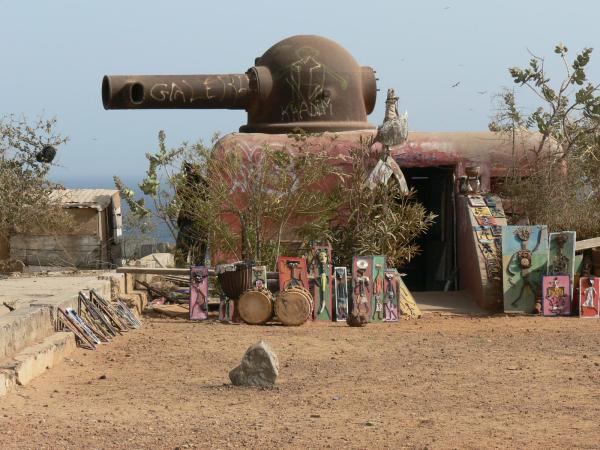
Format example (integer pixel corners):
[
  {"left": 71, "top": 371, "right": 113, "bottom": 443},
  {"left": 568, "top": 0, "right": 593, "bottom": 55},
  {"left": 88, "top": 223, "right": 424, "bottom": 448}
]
[{"left": 102, "top": 35, "right": 377, "bottom": 133}]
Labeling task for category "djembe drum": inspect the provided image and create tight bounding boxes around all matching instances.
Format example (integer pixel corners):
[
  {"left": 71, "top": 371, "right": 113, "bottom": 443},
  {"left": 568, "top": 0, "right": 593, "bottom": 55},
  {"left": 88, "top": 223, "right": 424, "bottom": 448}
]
[
  {"left": 237, "top": 287, "right": 274, "bottom": 325},
  {"left": 275, "top": 286, "right": 313, "bottom": 326}
]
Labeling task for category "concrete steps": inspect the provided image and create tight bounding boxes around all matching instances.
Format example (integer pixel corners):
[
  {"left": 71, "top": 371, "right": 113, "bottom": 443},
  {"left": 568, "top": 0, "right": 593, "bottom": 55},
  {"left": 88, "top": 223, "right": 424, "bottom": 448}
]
[
  {"left": 0, "top": 274, "right": 119, "bottom": 396},
  {"left": 0, "top": 332, "right": 75, "bottom": 390}
]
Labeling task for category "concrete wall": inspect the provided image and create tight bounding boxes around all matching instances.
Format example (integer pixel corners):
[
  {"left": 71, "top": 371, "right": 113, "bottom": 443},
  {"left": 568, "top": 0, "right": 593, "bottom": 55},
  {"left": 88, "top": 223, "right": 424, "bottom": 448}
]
[
  {"left": 9, "top": 234, "right": 102, "bottom": 268},
  {"left": 69, "top": 208, "right": 100, "bottom": 235}
]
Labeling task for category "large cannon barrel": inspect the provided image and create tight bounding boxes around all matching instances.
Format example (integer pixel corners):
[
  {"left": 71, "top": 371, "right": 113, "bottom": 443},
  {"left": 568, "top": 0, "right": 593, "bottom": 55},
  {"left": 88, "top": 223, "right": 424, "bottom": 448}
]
[
  {"left": 102, "top": 74, "right": 251, "bottom": 110},
  {"left": 103, "top": 35, "right": 378, "bottom": 133}
]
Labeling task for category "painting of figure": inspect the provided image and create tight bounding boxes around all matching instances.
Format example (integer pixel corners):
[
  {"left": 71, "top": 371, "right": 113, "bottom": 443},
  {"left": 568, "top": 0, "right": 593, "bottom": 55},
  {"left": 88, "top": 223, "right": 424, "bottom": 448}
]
[
  {"left": 383, "top": 269, "right": 400, "bottom": 322},
  {"left": 334, "top": 267, "right": 349, "bottom": 322},
  {"left": 502, "top": 226, "right": 548, "bottom": 313},
  {"left": 352, "top": 257, "right": 373, "bottom": 322},
  {"left": 542, "top": 275, "right": 571, "bottom": 316},
  {"left": 190, "top": 266, "right": 209, "bottom": 320},
  {"left": 351, "top": 256, "right": 386, "bottom": 323},
  {"left": 252, "top": 265, "right": 267, "bottom": 289},
  {"left": 309, "top": 244, "right": 333, "bottom": 321},
  {"left": 218, "top": 295, "right": 235, "bottom": 321},
  {"left": 371, "top": 256, "right": 386, "bottom": 322},
  {"left": 548, "top": 232, "right": 576, "bottom": 282},
  {"left": 579, "top": 277, "right": 599, "bottom": 318}
]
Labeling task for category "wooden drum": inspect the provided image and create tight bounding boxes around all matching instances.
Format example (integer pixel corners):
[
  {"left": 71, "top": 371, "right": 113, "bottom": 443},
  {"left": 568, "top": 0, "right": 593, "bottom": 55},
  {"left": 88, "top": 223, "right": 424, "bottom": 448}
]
[
  {"left": 237, "top": 287, "right": 274, "bottom": 325},
  {"left": 275, "top": 286, "right": 313, "bottom": 326}
]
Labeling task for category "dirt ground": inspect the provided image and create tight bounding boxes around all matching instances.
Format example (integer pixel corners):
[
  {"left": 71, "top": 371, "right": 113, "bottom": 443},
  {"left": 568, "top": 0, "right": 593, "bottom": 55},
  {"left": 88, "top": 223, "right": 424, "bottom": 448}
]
[{"left": 2, "top": 314, "right": 600, "bottom": 450}]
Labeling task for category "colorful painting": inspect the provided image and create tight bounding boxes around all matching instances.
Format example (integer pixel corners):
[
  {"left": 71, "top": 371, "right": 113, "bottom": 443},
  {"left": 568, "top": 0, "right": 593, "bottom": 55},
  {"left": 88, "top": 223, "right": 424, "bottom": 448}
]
[
  {"left": 579, "top": 277, "right": 599, "bottom": 318},
  {"left": 277, "top": 257, "right": 309, "bottom": 292},
  {"left": 472, "top": 207, "right": 492, "bottom": 217},
  {"left": 476, "top": 216, "right": 497, "bottom": 226},
  {"left": 548, "top": 232, "right": 576, "bottom": 281},
  {"left": 383, "top": 269, "right": 400, "bottom": 322},
  {"left": 351, "top": 256, "right": 373, "bottom": 322},
  {"left": 474, "top": 226, "right": 494, "bottom": 241},
  {"left": 484, "top": 194, "right": 497, "bottom": 207},
  {"left": 309, "top": 244, "right": 333, "bottom": 321},
  {"left": 488, "top": 205, "right": 506, "bottom": 218},
  {"left": 218, "top": 295, "right": 235, "bottom": 321},
  {"left": 334, "top": 267, "right": 349, "bottom": 322},
  {"left": 252, "top": 265, "right": 267, "bottom": 289},
  {"left": 468, "top": 195, "right": 487, "bottom": 207},
  {"left": 542, "top": 275, "right": 571, "bottom": 316},
  {"left": 502, "top": 226, "right": 548, "bottom": 313},
  {"left": 190, "top": 266, "right": 209, "bottom": 320},
  {"left": 371, "top": 256, "right": 386, "bottom": 322},
  {"left": 491, "top": 225, "right": 502, "bottom": 237}
]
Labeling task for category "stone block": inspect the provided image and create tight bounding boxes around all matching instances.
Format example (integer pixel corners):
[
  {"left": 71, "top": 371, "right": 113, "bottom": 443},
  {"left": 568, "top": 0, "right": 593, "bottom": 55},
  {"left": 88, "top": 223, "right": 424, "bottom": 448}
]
[{"left": 0, "top": 332, "right": 75, "bottom": 387}]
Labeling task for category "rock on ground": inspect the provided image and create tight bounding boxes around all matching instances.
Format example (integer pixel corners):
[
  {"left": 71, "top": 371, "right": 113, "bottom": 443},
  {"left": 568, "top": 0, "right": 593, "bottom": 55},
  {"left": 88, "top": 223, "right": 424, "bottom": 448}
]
[{"left": 229, "top": 341, "right": 279, "bottom": 387}]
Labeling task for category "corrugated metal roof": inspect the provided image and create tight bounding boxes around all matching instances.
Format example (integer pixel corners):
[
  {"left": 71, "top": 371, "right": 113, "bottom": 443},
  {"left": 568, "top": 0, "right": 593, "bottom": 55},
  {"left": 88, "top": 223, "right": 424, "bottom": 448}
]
[{"left": 50, "top": 189, "right": 118, "bottom": 211}]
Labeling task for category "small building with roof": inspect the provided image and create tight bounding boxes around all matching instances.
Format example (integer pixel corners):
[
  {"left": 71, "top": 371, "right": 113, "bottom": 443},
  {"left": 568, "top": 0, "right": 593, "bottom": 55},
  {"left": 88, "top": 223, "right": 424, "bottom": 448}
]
[{"left": 9, "top": 189, "right": 123, "bottom": 269}]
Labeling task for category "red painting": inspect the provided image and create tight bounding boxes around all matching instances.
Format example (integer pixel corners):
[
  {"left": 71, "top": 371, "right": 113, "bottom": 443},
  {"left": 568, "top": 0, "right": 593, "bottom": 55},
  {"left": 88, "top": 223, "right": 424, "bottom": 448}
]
[{"left": 277, "top": 256, "right": 309, "bottom": 292}]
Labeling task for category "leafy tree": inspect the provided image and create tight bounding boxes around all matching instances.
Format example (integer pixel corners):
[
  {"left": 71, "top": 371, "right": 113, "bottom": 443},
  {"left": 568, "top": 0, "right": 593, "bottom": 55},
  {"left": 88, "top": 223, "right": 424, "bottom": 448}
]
[
  {"left": 332, "top": 140, "right": 436, "bottom": 268},
  {"left": 116, "top": 131, "right": 339, "bottom": 268},
  {"left": 0, "top": 115, "right": 69, "bottom": 247},
  {"left": 490, "top": 44, "right": 600, "bottom": 238},
  {"left": 118, "top": 131, "right": 436, "bottom": 269}
]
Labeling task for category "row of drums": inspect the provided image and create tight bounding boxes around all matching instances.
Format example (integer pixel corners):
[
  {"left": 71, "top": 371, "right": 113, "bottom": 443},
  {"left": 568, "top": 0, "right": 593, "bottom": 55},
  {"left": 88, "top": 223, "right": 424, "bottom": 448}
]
[{"left": 237, "top": 286, "right": 313, "bottom": 326}]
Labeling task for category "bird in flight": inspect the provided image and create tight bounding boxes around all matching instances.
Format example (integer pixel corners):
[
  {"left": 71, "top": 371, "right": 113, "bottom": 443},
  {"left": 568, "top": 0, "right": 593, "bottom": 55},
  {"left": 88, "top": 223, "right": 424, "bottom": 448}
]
[
  {"left": 477, "top": 90, "right": 487, "bottom": 95},
  {"left": 450, "top": 81, "right": 461, "bottom": 88}
]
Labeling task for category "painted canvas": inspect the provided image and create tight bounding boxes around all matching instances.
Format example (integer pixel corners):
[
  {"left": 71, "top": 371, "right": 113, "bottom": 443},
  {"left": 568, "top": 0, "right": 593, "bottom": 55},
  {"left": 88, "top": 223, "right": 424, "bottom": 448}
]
[
  {"left": 474, "top": 226, "right": 494, "bottom": 242},
  {"left": 542, "top": 275, "right": 571, "bottom": 316},
  {"left": 277, "top": 257, "right": 309, "bottom": 292},
  {"left": 190, "top": 266, "right": 209, "bottom": 320},
  {"left": 309, "top": 244, "right": 333, "bottom": 321},
  {"left": 502, "top": 226, "right": 548, "bottom": 313},
  {"left": 218, "top": 295, "right": 235, "bottom": 321},
  {"left": 383, "top": 269, "right": 400, "bottom": 322},
  {"left": 468, "top": 195, "right": 487, "bottom": 207},
  {"left": 476, "top": 216, "right": 497, "bottom": 227},
  {"left": 488, "top": 205, "right": 506, "bottom": 218},
  {"left": 252, "top": 265, "right": 267, "bottom": 289},
  {"left": 334, "top": 267, "right": 349, "bottom": 322},
  {"left": 484, "top": 194, "right": 497, "bottom": 207},
  {"left": 548, "top": 232, "right": 576, "bottom": 281},
  {"left": 351, "top": 256, "right": 374, "bottom": 322},
  {"left": 472, "top": 206, "right": 492, "bottom": 217},
  {"left": 579, "top": 277, "right": 599, "bottom": 318},
  {"left": 371, "top": 256, "right": 386, "bottom": 322}
]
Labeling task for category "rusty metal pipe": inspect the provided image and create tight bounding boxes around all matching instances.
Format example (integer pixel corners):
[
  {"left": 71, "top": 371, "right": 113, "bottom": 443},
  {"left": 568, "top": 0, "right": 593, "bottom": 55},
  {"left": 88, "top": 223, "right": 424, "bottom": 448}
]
[{"left": 102, "top": 74, "right": 251, "bottom": 110}]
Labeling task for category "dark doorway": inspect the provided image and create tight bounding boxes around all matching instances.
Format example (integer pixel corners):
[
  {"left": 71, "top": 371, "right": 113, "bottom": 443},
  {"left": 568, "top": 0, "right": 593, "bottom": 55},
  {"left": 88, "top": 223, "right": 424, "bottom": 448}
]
[{"left": 401, "top": 166, "right": 456, "bottom": 291}]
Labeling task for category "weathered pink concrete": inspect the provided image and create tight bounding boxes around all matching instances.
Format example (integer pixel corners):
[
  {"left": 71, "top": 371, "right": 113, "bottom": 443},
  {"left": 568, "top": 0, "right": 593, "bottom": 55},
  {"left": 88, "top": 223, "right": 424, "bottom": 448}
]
[{"left": 212, "top": 129, "right": 547, "bottom": 310}]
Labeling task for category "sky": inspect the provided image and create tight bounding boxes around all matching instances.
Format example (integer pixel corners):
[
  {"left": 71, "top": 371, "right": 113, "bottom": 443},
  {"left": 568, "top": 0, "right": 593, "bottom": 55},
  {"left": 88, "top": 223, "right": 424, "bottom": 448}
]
[{"left": 1, "top": 0, "right": 599, "bottom": 188}]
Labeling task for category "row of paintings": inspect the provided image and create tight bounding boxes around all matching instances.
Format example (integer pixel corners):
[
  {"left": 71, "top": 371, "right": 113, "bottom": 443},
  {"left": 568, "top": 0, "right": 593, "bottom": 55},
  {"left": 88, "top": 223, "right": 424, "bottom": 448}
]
[
  {"left": 542, "top": 276, "right": 599, "bottom": 317},
  {"left": 469, "top": 194, "right": 504, "bottom": 282},
  {"left": 501, "top": 226, "right": 597, "bottom": 316},
  {"left": 275, "top": 251, "right": 418, "bottom": 322},
  {"left": 190, "top": 246, "right": 421, "bottom": 323}
]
